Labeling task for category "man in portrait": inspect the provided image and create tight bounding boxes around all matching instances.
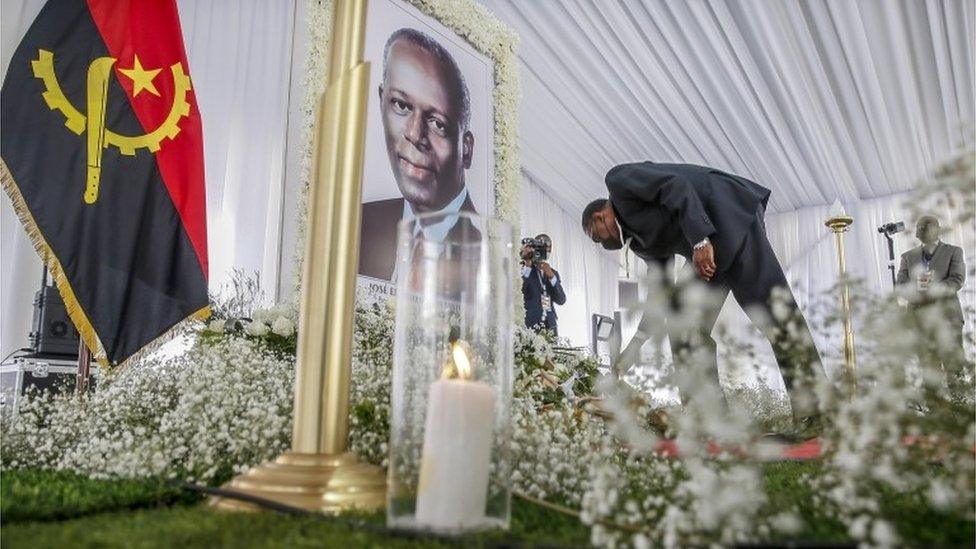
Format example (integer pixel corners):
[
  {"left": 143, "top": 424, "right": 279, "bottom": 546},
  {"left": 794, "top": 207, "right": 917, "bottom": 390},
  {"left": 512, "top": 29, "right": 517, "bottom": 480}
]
[{"left": 359, "top": 27, "right": 480, "bottom": 281}]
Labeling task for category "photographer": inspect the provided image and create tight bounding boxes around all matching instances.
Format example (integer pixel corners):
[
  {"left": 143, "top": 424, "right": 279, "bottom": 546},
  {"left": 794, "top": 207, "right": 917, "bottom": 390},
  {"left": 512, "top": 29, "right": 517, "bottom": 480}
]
[{"left": 521, "top": 234, "right": 566, "bottom": 336}]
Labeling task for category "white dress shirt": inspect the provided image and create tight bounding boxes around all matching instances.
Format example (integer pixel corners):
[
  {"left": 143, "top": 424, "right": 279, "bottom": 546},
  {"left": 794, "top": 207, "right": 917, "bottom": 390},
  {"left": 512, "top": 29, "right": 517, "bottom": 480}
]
[
  {"left": 401, "top": 186, "right": 470, "bottom": 241},
  {"left": 392, "top": 186, "right": 471, "bottom": 284}
]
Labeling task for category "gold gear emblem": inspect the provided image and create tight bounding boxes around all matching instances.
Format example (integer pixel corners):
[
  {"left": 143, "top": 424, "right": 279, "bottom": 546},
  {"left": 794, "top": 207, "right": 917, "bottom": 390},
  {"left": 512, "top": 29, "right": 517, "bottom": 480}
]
[{"left": 30, "top": 49, "right": 193, "bottom": 204}]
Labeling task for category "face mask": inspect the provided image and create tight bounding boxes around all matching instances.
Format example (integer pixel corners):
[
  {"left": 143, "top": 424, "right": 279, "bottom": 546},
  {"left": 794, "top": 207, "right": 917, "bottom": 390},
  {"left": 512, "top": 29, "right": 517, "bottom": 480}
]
[{"left": 597, "top": 216, "right": 623, "bottom": 250}]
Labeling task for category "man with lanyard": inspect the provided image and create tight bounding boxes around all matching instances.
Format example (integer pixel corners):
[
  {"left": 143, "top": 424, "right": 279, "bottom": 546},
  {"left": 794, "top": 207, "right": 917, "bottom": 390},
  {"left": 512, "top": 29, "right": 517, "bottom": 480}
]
[
  {"left": 521, "top": 234, "right": 566, "bottom": 336},
  {"left": 897, "top": 215, "right": 968, "bottom": 402}
]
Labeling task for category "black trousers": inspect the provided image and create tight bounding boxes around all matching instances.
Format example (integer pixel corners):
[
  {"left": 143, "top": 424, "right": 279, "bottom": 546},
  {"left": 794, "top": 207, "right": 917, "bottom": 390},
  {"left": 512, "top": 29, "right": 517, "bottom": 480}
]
[{"left": 669, "top": 208, "right": 826, "bottom": 418}]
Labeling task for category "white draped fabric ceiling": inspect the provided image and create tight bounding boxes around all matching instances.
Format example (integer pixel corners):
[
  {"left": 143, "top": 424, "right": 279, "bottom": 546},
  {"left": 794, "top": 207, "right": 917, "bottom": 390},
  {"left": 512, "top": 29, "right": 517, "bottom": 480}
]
[
  {"left": 2, "top": 1, "right": 973, "bottom": 383},
  {"left": 479, "top": 0, "right": 974, "bottom": 214}
]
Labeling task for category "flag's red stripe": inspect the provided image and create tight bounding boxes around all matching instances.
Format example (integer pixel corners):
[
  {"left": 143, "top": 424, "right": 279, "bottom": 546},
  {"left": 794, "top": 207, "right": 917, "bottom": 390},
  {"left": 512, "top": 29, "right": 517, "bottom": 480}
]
[{"left": 86, "top": 0, "right": 208, "bottom": 279}]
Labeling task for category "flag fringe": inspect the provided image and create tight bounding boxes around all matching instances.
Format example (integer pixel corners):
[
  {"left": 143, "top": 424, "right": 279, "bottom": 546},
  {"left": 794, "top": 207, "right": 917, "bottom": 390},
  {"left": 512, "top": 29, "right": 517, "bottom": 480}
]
[
  {"left": 114, "top": 303, "right": 210, "bottom": 371},
  {"left": 1, "top": 157, "right": 210, "bottom": 370}
]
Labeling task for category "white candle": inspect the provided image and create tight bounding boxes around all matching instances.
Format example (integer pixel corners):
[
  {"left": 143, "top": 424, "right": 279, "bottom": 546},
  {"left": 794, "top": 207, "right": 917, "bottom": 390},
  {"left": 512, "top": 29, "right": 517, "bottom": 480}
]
[{"left": 415, "top": 342, "right": 496, "bottom": 530}]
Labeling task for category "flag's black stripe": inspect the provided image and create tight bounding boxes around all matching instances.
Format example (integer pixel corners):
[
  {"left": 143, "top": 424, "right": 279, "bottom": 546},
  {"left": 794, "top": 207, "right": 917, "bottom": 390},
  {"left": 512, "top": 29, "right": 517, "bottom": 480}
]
[{"left": 1, "top": 0, "right": 207, "bottom": 364}]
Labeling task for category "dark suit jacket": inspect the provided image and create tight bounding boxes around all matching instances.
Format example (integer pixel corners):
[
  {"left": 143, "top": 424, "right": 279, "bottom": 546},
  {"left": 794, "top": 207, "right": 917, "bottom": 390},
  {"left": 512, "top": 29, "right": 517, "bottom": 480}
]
[
  {"left": 522, "top": 265, "right": 566, "bottom": 328},
  {"left": 606, "top": 162, "right": 771, "bottom": 271},
  {"left": 897, "top": 242, "right": 966, "bottom": 325},
  {"left": 359, "top": 195, "right": 480, "bottom": 281}
]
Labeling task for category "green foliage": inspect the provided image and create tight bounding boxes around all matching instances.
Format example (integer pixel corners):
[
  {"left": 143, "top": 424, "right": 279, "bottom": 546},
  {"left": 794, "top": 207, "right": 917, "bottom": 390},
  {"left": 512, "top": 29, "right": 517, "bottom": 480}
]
[
  {"left": 0, "top": 470, "right": 589, "bottom": 548},
  {"left": 197, "top": 323, "right": 297, "bottom": 358},
  {"left": 2, "top": 465, "right": 970, "bottom": 547},
  {"left": 760, "top": 462, "right": 849, "bottom": 542},
  {"left": 0, "top": 469, "right": 200, "bottom": 523},
  {"left": 760, "top": 462, "right": 975, "bottom": 545}
]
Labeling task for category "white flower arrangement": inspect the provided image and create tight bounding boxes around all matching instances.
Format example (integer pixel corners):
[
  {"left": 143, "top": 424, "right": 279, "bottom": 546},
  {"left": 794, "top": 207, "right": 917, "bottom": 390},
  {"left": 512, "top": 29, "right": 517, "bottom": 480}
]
[
  {"left": 243, "top": 320, "right": 270, "bottom": 337},
  {"left": 271, "top": 316, "right": 296, "bottom": 337},
  {"left": 1, "top": 337, "right": 295, "bottom": 483},
  {"left": 206, "top": 319, "right": 226, "bottom": 334},
  {"left": 3, "top": 274, "right": 973, "bottom": 546}
]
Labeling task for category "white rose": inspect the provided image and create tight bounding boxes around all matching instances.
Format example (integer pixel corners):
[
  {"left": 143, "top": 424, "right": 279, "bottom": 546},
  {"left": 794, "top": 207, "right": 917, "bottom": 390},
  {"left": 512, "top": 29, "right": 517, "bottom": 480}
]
[
  {"left": 271, "top": 316, "right": 295, "bottom": 337},
  {"left": 207, "top": 319, "right": 225, "bottom": 333},
  {"left": 244, "top": 320, "right": 269, "bottom": 337},
  {"left": 270, "top": 303, "right": 297, "bottom": 322},
  {"left": 251, "top": 308, "right": 271, "bottom": 324}
]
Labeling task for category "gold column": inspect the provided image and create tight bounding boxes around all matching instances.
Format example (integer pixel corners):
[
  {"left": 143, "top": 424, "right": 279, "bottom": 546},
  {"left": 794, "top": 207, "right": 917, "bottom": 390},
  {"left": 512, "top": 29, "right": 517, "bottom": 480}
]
[
  {"left": 212, "top": 0, "right": 386, "bottom": 513},
  {"left": 825, "top": 213, "right": 857, "bottom": 395}
]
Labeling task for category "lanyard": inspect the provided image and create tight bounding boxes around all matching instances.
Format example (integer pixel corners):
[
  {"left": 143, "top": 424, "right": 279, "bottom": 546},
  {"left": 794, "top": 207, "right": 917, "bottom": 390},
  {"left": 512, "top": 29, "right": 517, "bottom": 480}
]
[
  {"left": 536, "top": 268, "right": 548, "bottom": 297},
  {"left": 922, "top": 243, "right": 939, "bottom": 270}
]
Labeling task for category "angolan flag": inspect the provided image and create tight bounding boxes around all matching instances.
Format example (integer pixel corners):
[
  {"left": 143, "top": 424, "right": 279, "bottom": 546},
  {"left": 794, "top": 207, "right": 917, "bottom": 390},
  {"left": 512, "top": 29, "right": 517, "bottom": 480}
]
[{"left": 1, "top": 0, "right": 209, "bottom": 367}]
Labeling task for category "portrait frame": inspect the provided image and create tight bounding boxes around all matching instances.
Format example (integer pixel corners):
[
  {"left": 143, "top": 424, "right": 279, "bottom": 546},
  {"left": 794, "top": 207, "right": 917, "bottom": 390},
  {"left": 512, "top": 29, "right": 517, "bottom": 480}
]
[{"left": 292, "top": 0, "right": 521, "bottom": 293}]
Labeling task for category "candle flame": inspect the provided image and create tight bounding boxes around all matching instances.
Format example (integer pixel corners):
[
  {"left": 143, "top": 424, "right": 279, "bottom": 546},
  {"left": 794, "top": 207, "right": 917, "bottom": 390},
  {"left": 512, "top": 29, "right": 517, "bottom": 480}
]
[
  {"left": 452, "top": 341, "right": 472, "bottom": 380},
  {"left": 442, "top": 339, "right": 473, "bottom": 380}
]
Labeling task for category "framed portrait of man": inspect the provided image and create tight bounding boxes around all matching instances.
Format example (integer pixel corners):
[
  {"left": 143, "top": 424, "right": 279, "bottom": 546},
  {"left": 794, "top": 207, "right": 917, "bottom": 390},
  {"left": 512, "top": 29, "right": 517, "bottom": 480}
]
[{"left": 357, "top": 0, "right": 496, "bottom": 294}]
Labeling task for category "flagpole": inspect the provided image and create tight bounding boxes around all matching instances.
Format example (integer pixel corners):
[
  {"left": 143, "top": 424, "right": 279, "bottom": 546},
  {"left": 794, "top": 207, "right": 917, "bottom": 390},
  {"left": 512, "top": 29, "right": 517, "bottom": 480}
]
[
  {"left": 75, "top": 340, "right": 91, "bottom": 394},
  {"left": 212, "top": 0, "right": 385, "bottom": 513}
]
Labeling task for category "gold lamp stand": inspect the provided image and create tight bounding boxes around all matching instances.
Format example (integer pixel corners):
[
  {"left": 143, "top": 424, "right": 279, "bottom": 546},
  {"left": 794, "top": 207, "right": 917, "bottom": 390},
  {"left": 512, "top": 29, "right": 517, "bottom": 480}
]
[
  {"left": 211, "top": 0, "right": 386, "bottom": 513},
  {"left": 825, "top": 210, "right": 857, "bottom": 395}
]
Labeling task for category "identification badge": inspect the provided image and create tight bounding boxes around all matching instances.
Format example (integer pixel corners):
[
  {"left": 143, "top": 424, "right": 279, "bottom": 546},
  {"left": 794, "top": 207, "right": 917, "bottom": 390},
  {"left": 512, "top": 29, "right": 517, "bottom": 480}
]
[
  {"left": 541, "top": 294, "right": 552, "bottom": 311},
  {"left": 917, "top": 269, "right": 932, "bottom": 291}
]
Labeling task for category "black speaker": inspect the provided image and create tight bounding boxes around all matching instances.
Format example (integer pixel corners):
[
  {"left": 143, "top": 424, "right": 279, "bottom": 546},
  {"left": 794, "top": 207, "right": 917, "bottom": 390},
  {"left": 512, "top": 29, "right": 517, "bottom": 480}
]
[{"left": 29, "top": 285, "right": 80, "bottom": 357}]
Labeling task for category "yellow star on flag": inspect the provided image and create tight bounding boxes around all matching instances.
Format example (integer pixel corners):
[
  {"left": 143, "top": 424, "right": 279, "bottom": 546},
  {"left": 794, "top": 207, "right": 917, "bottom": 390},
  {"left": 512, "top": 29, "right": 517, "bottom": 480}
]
[{"left": 119, "top": 55, "right": 161, "bottom": 97}]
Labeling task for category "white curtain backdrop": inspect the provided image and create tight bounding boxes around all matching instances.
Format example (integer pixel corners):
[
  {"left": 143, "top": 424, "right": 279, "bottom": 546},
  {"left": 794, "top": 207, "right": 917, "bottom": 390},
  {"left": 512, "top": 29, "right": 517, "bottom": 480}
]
[
  {"left": 519, "top": 173, "right": 619, "bottom": 348},
  {"left": 1, "top": 0, "right": 298, "bottom": 358},
  {"left": 478, "top": 0, "right": 974, "bottom": 214}
]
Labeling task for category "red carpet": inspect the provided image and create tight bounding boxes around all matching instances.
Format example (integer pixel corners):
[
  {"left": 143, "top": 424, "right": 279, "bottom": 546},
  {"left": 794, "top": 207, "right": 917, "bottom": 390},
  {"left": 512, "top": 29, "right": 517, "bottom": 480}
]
[
  {"left": 651, "top": 436, "right": 975, "bottom": 461},
  {"left": 652, "top": 438, "right": 823, "bottom": 461}
]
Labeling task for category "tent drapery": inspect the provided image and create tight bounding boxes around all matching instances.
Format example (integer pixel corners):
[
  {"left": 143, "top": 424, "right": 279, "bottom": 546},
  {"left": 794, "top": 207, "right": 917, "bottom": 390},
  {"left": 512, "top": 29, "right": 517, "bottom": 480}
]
[{"left": 478, "top": 0, "right": 974, "bottom": 213}]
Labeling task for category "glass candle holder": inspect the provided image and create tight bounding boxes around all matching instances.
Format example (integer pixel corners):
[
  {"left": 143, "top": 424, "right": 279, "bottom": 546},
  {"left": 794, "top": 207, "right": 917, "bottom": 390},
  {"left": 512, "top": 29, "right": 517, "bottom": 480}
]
[{"left": 387, "top": 211, "right": 514, "bottom": 534}]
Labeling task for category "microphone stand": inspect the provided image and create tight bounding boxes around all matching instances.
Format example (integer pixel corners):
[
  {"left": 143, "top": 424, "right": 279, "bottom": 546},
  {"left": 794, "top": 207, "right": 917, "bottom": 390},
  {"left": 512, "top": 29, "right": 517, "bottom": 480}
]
[{"left": 884, "top": 232, "right": 896, "bottom": 288}]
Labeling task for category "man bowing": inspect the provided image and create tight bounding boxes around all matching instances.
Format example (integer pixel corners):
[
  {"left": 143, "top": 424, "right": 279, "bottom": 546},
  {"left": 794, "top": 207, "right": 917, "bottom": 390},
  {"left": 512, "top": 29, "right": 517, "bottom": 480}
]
[{"left": 582, "top": 162, "right": 828, "bottom": 436}]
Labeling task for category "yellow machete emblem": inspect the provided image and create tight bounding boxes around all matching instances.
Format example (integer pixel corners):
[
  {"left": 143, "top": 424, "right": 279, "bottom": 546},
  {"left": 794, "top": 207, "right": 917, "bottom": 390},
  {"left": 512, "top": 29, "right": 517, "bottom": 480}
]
[{"left": 30, "top": 49, "right": 192, "bottom": 204}]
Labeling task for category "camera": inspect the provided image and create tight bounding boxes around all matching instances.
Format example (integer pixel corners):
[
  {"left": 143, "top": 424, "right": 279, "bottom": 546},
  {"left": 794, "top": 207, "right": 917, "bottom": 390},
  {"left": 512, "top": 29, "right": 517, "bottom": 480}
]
[
  {"left": 878, "top": 221, "right": 905, "bottom": 235},
  {"left": 521, "top": 237, "right": 549, "bottom": 262}
]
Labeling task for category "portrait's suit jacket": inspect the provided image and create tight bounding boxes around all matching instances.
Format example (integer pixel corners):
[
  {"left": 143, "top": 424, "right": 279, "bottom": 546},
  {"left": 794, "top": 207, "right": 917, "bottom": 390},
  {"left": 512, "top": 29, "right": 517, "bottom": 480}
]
[
  {"left": 606, "top": 162, "right": 771, "bottom": 271},
  {"left": 897, "top": 242, "right": 966, "bottom": 325},
  {"left": 522, "top": 265, "right": 566, "bottom": 329},
  {"left": 358, "top": 194, "right": 480, "bottom": 281}
]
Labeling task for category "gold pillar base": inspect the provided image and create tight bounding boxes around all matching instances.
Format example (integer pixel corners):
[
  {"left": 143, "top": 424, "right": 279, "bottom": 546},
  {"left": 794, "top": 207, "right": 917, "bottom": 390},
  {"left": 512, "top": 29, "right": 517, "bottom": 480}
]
[{"left": 210, "top": 451, "right": 386, "bottom": 513}]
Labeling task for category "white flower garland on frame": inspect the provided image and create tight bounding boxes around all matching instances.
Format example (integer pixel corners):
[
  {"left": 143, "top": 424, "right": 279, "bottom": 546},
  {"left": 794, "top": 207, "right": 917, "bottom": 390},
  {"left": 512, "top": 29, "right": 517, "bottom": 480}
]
[{"left": 292, "top": 0, "right": 522, "bottom": 294}]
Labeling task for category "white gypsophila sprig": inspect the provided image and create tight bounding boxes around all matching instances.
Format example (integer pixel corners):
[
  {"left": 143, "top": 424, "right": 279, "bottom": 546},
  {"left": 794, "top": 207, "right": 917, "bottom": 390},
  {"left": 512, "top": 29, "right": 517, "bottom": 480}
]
[{"left": 1, "top": 336, "right": 294, "bottom": 483}]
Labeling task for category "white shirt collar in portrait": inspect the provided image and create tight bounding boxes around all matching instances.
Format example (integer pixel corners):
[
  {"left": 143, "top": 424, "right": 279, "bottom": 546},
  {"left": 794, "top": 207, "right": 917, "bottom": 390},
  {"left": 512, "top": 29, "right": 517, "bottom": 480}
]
[
  {"left": 391, "top": 186, "right": 471, "bottom": 285},
  {"left": 401, "top": 185, "right": 470, "bottom": 242}
]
